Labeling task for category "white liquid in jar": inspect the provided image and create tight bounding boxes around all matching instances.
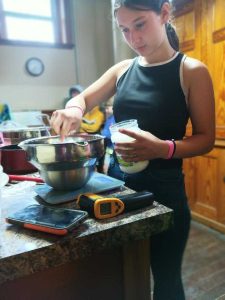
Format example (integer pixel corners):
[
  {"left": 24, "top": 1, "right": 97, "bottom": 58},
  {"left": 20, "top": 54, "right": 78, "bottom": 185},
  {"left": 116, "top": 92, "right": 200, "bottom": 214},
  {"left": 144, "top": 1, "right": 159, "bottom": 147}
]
[{"left": 110, "top": 124, "right": 149, "bottom": 174}]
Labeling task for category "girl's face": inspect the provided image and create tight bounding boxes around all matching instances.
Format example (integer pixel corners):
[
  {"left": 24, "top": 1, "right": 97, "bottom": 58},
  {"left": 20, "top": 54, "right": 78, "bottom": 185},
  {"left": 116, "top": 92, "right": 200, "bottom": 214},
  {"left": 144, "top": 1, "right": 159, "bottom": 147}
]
[{"left": 116, "top": 5, "right": 169, "bottom": 58}]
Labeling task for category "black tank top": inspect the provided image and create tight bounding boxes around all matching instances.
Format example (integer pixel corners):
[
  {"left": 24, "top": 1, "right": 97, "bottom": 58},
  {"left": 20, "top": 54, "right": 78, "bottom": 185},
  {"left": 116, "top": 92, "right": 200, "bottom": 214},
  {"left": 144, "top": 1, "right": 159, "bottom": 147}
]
[{"left": 113, "top": 52, "right": 189, "bottom": 169}]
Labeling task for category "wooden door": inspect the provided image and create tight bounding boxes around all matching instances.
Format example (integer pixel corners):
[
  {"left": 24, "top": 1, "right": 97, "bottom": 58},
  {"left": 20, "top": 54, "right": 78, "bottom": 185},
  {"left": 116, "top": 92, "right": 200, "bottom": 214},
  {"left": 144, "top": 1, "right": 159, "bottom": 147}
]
[{"left": 174, "top": 0, "right": 225, "bottom": 231}]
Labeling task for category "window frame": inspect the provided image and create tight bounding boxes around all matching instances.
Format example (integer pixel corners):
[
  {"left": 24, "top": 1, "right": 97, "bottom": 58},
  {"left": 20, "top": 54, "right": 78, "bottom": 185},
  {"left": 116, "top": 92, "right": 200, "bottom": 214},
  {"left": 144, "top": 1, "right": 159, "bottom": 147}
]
[{"left": 0, "top": 0, "right": 74, "bottom": 49}]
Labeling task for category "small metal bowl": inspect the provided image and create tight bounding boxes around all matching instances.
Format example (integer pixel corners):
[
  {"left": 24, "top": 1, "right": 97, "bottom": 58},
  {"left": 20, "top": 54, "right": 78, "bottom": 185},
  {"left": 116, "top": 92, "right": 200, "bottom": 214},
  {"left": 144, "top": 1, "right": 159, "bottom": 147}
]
[
  {"left": 1, "top": 126, "right": 52, "bottom": 145},
  {"left": 18, "top": 134, "right": 105, "bottom": 190}
]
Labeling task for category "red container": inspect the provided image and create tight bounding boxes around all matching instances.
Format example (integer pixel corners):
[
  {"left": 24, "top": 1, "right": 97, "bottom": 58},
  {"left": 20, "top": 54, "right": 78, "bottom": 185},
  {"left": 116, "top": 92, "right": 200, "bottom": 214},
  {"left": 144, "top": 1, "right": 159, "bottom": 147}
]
[
  {"left": 0, "top": 145, "right": 37, "bottom": 174},
  {"left": 0, "top": 125, "right": 51, "bottom": 174}
]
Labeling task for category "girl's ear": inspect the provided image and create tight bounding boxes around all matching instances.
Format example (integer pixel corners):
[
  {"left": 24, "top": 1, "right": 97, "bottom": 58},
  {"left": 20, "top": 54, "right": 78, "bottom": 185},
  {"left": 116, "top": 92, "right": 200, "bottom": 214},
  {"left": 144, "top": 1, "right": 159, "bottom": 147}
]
[{"left": 160, "top": 2, "right": 171, "bottom": 24}]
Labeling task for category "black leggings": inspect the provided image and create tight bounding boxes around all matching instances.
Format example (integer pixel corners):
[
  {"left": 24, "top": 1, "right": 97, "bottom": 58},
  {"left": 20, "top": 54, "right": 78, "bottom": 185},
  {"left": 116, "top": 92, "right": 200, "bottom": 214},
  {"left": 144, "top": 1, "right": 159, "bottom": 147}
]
[
  {"left": 150, "top": 196, "right": 190, "bottom": 300},
  {"left": 108, "top": 158, "right": 191, "bottom": 300}
]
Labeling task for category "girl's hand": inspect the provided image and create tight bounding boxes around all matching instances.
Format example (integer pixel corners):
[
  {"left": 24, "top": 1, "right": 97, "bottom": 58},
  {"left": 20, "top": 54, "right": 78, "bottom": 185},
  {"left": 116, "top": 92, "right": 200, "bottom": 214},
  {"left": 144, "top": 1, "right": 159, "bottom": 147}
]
[
  {"left": 114, "top": 128, "right": 168, "bottom": 161},
  {"left": 50, "top": 107, "right": 83, "bottom": 140}
]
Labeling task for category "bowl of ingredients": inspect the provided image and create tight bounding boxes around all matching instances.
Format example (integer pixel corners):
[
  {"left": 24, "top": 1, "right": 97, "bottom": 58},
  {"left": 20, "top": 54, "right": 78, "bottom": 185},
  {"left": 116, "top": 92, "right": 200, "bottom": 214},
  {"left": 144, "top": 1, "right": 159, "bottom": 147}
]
[{"left": 18, "top": 133, "right": 105, "bottom": 190}]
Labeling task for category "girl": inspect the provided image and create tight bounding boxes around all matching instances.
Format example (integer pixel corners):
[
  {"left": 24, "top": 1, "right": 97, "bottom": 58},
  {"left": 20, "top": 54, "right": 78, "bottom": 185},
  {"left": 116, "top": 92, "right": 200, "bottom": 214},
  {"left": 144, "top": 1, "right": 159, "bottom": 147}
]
[{"left": 50, "top": 1, "right": 215, "bottom": 298}]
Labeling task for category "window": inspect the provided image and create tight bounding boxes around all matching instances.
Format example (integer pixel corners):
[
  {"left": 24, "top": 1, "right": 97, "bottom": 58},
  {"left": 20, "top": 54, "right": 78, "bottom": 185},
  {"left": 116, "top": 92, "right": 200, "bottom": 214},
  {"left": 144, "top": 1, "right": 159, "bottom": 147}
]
[{"left": 0, "top": 0, "right": 73, "bottom": 48}]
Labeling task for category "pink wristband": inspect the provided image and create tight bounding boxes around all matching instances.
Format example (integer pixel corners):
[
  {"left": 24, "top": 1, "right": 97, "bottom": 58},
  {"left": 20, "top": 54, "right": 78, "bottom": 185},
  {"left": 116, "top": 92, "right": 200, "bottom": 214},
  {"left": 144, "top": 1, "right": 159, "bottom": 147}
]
[
  {"left": 66, "top": 105, "right": 84, "bottom": 116},
  {"left": 166, "top": 140, "right": 175, "bottom": 159}
]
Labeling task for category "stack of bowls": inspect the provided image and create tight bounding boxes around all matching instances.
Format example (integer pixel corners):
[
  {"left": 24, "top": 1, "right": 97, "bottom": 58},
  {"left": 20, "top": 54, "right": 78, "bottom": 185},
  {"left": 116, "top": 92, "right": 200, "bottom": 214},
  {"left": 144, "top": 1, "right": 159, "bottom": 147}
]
[{"left": 18, "top": 133, "right": 105, "bottom": 191}]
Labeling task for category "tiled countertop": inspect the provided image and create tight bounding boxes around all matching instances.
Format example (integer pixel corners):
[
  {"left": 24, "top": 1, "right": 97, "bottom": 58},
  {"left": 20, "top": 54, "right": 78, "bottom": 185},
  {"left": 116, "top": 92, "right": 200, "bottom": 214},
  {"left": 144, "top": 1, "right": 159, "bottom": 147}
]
[{"left": 0, "top": 181, "right": 173, "bottom": 285}]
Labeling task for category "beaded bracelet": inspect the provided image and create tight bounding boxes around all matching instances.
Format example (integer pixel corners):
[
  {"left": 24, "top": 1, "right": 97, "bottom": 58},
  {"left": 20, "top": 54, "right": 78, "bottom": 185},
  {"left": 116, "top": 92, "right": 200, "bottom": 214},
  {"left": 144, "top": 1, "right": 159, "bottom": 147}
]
[{"left": 166, "top": 139, "right": 176, "bottom": 159}]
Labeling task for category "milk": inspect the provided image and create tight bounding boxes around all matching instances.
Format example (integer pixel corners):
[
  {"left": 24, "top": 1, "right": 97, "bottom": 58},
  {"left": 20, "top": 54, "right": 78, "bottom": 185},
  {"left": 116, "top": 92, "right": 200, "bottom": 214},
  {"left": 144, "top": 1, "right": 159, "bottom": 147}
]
[{"left": 110, "top": 120, "right": 149, "bottom": 174}]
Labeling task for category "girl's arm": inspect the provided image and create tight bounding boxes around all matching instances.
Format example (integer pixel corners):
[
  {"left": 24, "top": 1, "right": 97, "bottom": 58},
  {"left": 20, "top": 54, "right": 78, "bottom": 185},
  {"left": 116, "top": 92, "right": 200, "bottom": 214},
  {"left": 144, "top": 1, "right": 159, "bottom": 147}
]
[
  {"left": 173, "top": 57, "right": 215, "bottom": 158},
  {"left": 50, "top": 60, "right": 132, "bottom": 138}
]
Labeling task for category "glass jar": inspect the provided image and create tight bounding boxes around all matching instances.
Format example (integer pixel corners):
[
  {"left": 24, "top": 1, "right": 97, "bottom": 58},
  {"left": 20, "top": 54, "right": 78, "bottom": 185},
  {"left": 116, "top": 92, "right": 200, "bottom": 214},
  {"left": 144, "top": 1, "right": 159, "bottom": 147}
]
[{"left": 110, "top": 119, "right": 149, "bottom": 174}]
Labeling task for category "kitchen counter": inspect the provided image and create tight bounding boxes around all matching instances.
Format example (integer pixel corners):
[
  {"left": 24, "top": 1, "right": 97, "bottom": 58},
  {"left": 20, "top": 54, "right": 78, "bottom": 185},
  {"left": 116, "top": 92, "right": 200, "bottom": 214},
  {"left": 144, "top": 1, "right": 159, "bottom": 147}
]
[{"left": 0, "top": 180, "right": 173, "bottom": 300}]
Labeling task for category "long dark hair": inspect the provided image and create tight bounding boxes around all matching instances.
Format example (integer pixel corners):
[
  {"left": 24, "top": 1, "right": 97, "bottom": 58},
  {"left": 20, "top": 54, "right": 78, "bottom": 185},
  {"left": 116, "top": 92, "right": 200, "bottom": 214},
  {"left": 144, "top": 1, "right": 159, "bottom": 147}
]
[{"left": 113, "top": 0, "right": 179, "bottom": 51}]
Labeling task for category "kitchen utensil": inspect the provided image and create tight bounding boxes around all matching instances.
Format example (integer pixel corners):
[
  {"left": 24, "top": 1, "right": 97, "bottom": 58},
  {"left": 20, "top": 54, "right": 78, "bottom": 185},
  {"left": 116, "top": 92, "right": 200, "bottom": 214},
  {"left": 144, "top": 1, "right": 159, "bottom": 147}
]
[
  {"left": 77, "top": 193, "right": 124, "bottom": 219},
  {"left": 8, "top": 174, "right": 44, "bottom": 183},
  {"left": 1, "top": 126, "right": 52, "bottom": 145},
  {"left": 34, "top": 172, "right": 125, "bottom": 204},
  {"left": 77, "top": 191, "right": 154, "bottom": 219},
  {"left": 18, "top": 134, "right": 105, "bottom": 190}
]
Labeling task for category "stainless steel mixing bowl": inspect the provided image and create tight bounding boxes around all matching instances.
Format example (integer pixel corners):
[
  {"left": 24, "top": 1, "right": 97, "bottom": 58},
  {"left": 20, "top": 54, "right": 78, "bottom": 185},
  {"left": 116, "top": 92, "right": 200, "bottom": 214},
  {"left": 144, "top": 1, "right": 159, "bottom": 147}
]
[
  {"left": 18, "top": 134, "right": 105, "bottom": 190},
  {"left": 1, "top": 126, "right": 52, "bottom": 145}
]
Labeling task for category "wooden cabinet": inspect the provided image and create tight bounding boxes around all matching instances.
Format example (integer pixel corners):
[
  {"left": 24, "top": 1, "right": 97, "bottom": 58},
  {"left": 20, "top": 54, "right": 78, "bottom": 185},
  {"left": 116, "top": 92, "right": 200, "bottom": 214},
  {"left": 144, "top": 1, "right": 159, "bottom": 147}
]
[
  {"left": 174, "top": 0, "right": 225, "bottom": 135},
  {"left": 173, "top": 0, "right": 225, "bottom": 232},
  {"left": 183, "top": 142, "right": 225, "bottom": 232}
]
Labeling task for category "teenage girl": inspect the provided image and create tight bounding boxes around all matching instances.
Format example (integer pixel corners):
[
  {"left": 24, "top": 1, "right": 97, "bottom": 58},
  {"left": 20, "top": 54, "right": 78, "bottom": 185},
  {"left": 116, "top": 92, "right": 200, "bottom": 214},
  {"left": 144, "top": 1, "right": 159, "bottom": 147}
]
[{"left": 50, "top": 1, "right": 215, "bottom": 299}]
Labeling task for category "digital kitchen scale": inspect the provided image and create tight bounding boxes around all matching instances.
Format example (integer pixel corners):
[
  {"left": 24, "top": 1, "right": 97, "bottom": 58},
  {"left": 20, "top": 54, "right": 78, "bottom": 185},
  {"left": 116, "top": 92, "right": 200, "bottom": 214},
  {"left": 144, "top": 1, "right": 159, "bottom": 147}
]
[{"left": 34, "top": 172, "right": 125, "bottom": 205}]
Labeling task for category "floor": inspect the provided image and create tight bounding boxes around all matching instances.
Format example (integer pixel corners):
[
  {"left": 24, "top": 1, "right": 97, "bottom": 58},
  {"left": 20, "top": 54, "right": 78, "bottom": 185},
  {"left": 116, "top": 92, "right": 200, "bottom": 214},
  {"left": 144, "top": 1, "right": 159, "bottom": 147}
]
[{"left": 182, "top": 221, "right": 225, "bottom": 300}]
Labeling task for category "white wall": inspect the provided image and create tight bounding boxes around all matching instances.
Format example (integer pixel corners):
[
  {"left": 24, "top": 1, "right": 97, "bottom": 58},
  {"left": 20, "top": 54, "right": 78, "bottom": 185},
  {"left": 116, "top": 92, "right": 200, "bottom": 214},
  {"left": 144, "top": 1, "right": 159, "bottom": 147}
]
[
  {"left": 0, "top": 0, "right": 114, "bottom": 112},
  {"left": 73, "top": 0, "right": 114, "bottom": 86},
  {"left": 0, "top": 46, "right": 76, "bottom": 111},
  {"left": 111, "top": 0, "right": 136, "bottom": 63}
]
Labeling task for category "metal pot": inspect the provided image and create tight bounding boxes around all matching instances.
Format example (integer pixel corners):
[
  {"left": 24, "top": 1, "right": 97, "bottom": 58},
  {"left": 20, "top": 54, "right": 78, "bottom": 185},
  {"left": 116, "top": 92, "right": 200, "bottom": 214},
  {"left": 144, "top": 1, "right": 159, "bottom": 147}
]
[
  {"left": 1, "top": 126, "right": 52, "bottom": 145},
  {"left": 0, "top": 145, "right": 37, "bottom": 174}
]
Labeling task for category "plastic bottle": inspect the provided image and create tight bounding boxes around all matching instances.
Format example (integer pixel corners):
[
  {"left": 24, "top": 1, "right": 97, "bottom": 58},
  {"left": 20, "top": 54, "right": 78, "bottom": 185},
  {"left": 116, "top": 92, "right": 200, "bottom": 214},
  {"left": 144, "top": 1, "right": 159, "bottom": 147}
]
[{"left": 110, "top": 119, "right": 149, "bottom": 174}]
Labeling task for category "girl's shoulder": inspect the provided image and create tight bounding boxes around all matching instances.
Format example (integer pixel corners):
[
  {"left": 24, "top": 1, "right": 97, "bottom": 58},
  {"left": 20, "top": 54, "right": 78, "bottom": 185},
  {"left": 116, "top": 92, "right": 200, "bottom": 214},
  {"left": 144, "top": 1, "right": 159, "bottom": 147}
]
[
  {"left": 183, "top": 56, "right": 209, "bottom": 73},
  {"left": 114, "top": 58, "right": 134, "bottom": 79},
  {"left": 183, "top": 56, "right": 211, "bottom": 88},
  {"left": 182, "top": 55, "right": 213, "bottom": 103}
]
